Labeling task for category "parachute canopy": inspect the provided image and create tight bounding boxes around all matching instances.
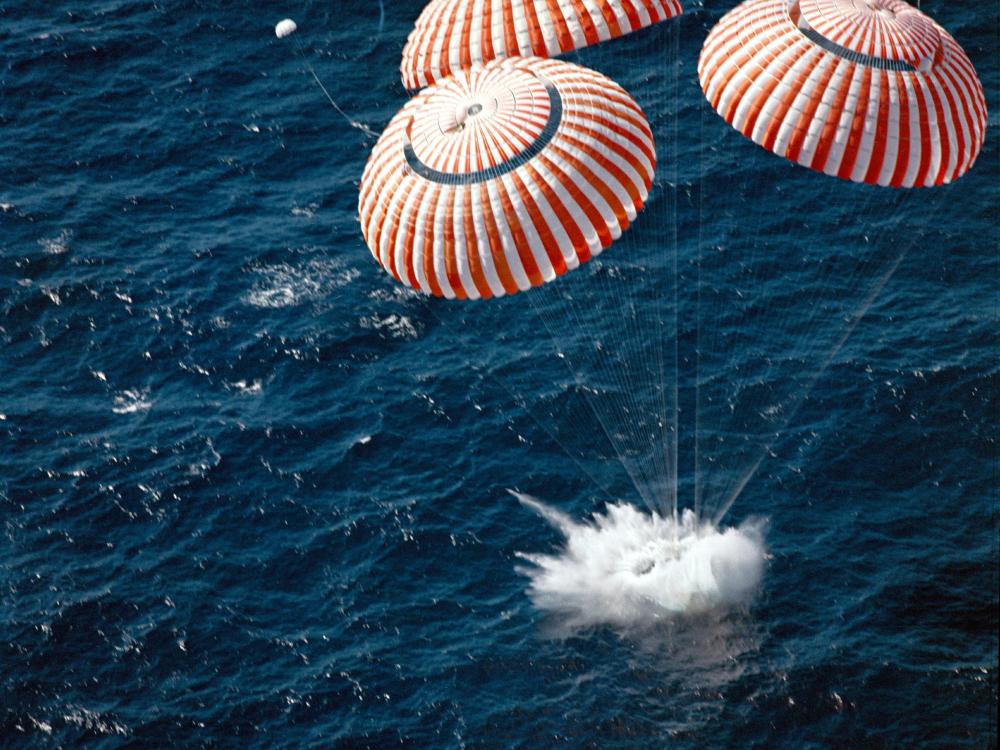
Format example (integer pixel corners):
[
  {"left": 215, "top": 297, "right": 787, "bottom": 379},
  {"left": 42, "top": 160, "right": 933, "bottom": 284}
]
[
  {"left": 274, "top": 18, "right": 297, "bottom": 39},
  {"left": 358, "top": 57, "right": 656, "bottom": 300},
  {"left": 401, "top": 0, "right": 684, "bottom": 90},
  {"left": 698, "top": 0, "right": 987, "bottom": 187}
]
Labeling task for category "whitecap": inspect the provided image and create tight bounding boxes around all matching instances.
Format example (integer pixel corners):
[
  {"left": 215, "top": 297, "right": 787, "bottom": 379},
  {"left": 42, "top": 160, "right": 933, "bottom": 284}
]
[
  {"left": 28, "top": 716, "right": 52, "bottom": 735},
  {"left": 39, "top": 229, "right": 71, "bottom": 255},
  {"left": 244, "top": 257, "right": 359, "bottom": 308},
  {"left": 228, "top": 379, "right": 262, "bottom": 395},
  {"left": 359, "top": 313, "right": 418, "bottom": 339},
  {"left": 63, "top": 707, "right": 129, "bottom": 737},
  {"left": 112, "top": 389, "right": 152, "bottom": 415}
]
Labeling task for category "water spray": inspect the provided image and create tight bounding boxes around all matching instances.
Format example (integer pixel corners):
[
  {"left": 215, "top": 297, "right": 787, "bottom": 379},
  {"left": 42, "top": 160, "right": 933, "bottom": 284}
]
[{"left": 513, "top": 491, "right": 767, "bottom": 629}]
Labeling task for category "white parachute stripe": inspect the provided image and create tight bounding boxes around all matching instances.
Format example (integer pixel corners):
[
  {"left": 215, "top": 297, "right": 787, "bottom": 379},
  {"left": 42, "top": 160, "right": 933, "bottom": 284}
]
[
  {"left": 900, "top": 72, "right": 921, "bottom": 188},
  {"left": 820, "top": 63, "right": 864, "bottom": 177},
  {"left": 519, "top": 167, "right": 578, "bottom": 267},
  {"left": 377, "top": 174, "right": 408, "bottom": 270},
  {"left": 534, "top": 156, "right": 603, "bottom": 255},
  {"left": 875, "top": 72, "right": 902, "bottom": 187},
  {"left": 449, "top": 187, "right": 479, "bottom": 299},
  {"left": 550, "top": 143, "right": 627, "bottom": 238},
  {"left": 470, "top": 184, "right": 507, "bottom": 297},
  {"left": 429, "top": 187, "right": 456, "bottom": 299},
  {"left": 849, "top": 68, "right": 882, "bottom": 183},
  {"left": 393, "top": 183, "right": 425, "bottom": 288},
  {"left": 772, "top": 49, "right": 828, "bottom": 158},
  {"left": 501, "top": 174, "right": 557, "bottom": 283},
  {"left": 409, "top": 187, "right": 435, "bottom": 295},
  {"left": 562, "top": 108, "right": 654, "bottom": 173},
  {"left": 913, "top": 72, "right": 942, "bottom": 186},
  {"left": 485, "top": 177, "right": 532, "bottom": 291}
]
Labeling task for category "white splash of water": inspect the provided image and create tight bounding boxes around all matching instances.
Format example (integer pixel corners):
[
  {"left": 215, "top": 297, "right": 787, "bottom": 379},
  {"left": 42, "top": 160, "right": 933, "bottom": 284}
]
[
  {"left": 514, "top": 493, "right": 766, "bottom": 630},
  {"left": 359, "top": 313, "right": 418, "bottom": 339},
  {"left": 290, "top": 204, "right": 317, "bottom": 218},
  {"left": 62, "top": 707, "right": 129, "bottom": 737},
  {"left": 227, "top": 379, "right": 263, "bottom": 395},
  {"left": 244, "top": 258, "right": 359, "bottom": 309},
  {"left": 39, "top": 229, "right": 72, "bottom": 255},
  {"left": 112, "top": 389, "right": 152, "bottom": 415}
]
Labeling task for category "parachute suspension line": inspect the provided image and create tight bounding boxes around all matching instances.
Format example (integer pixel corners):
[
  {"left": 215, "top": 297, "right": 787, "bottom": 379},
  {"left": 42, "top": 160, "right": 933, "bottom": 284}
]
[
  {"left": 417, "top": 298, "right": 621, "bottom": 505},
  {"left": 608, "top": 26, "right": 684, "bottom": 517},
  {"left": 710, "top": 192, "right": 947, "bottom": 525},
  {"left": 669, "top": 19, "right": 682, "bottom": 525},
  {"left": 588, "top": 29, "right": 686, "bottom": 519},
  {"left": 524, "top": 275, "right": 663, "bottom": 514},
  {"left": 699, "top": 187, "right": 862, "bottom": 520},
  {"left": 589, "top": 227, "right": 665, "bottom": 510},
  {"left": 694, "top": 82, "right": 706, "bottom": 521},
  {"left": 512, "top": 277, "right": 653, "bottom": 507},
  {"left": 601, "top": 163, "right": 671, "bottom": 511},
  {"left": 287, "top": 36, "right": 378, "bottom": 137},
  {"left": 661, "top": 33, "right": 682, "bottom": 519},
  {"left": 474, "top": 357, "right": 622, "bottom": 504},
  {"left": 702, "top": 182, "right": 945, "bottom": 525},
  {"left": 509, "top": 74, "right": 675, "bottom": 515},
  {"left": 547, "top": 232, "right": 667, "bottom": 513},
  {"left": 644, "top": 26, "right": 684, "bottom": 518},
  {"left": 641, "top": 37, "right": 670, "bottom": 518}
]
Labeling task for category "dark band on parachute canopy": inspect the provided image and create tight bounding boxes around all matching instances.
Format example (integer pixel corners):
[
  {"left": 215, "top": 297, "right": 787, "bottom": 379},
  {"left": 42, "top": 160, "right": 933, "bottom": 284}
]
[
  {"left": 797, "top": 25, "right": 918, "bottom": 71},
  {"left": 403, "top": 77, "right": 563, "bottom": 186}
]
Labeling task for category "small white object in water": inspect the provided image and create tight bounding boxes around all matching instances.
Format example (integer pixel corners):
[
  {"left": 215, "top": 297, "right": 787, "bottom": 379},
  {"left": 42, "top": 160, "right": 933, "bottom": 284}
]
[
  {"left": 275, "top": 19, "right": 297, "bottom": 39},
  {"left": 514, "top": 493, "right": 766, "bottom": 630}
]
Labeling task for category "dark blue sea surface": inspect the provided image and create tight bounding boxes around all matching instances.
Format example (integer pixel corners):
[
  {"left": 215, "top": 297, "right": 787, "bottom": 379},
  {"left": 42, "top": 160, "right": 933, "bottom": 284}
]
[{"left": 1, "top": 1, "right": 997, "bottom": 747}]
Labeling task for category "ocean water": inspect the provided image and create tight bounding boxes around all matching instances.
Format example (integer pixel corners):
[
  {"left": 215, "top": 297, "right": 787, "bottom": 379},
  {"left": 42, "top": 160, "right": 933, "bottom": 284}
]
[{"left": 1, "top": 1, "right": 997, "bottom": 748}]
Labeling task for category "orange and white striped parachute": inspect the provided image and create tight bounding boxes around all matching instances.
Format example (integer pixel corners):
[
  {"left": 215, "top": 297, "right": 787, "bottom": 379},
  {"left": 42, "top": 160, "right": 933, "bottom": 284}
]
[
  {"left": 401, "top": 0, "right": 684, "bottom": 90},
  {"left": 358, "top": 57, "right": 656, "bottom": 300},
  {"left": 698, "top": 0, "right": 987, "bottom": 187}
]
